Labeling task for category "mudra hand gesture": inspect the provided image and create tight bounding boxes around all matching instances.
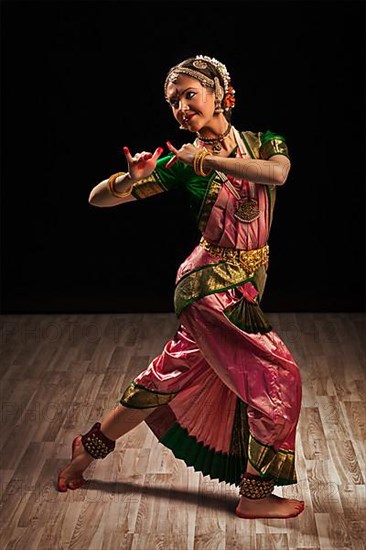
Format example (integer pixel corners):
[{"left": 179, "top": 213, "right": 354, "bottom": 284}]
[
  {"left": 165, "top": 141, "right": 199, "bottom": 169},
  {"left": 123, "top": 146, "right": 164, "bottom": 180}
]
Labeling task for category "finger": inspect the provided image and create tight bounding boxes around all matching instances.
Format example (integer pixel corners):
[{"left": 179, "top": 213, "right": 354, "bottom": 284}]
[
  {"left": 152, "top": 147, "right": 164, "bottom": 160},
  {"left": 123, "top": 146, "right": 133, "bottom": 163},
  {"left": 140, "top": 153, "right": 152, "bottom": 161},
  {"left": 166, "top": 141, "right": 179, "bottom": 155},
  {"left": 165, "top": 155, "right": 178, "bottom": 169}
]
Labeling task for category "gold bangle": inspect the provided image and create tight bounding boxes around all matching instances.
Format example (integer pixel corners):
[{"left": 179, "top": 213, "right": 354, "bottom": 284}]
[
  {"left": 198, "top": 150, "right": 212, "bottom": 177},
  {"left": 107, "top": 172, "right": 134, "bottom": 198},
  {"left": 193, "top": 150, "right": 202, "bottom": 176},
  {"left": 193, "top": 149, "right": 211, "bottom": 177}
]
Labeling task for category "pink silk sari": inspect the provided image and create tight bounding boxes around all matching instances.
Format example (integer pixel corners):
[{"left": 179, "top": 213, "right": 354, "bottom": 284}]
[{"left": 120, "top": 135, "right": 302, "bottom": 487}]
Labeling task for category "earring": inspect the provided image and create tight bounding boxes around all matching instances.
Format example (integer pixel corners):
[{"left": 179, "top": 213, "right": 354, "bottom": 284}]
[
  {"left": 214, "top": 102, "right": 224, "bottom": 114},
  {"left": 179, "top": 124, "right": 189, "bottom": 130}
]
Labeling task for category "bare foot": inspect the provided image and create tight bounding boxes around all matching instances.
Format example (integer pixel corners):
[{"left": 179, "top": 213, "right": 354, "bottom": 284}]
[
  {"left": 57, "top": 435, "right": 94, "bottom": 491},
  {"left": 236, "top": 493, "right": 305, "bottom": 519}
]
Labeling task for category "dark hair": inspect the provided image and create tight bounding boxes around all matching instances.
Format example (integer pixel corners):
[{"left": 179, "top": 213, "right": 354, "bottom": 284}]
[
  {"left": 177, "top": 57, "right": 226, "bottom": 91},
  {"left": 164, "top": 56, "right": 234, "bottom": 122}
]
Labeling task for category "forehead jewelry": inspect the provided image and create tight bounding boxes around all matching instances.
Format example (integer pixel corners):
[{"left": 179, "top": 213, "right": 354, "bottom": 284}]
[{"left": 164, "top": 55, "right": 235, "bottom": 112}]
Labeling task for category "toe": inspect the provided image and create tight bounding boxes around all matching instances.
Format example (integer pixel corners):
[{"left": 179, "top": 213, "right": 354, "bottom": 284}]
[
  {"left": 57, "top": 477, "right": 68, "bottom": 492},
  {"left": 68, "top": 477, "right": 85, "bottom": 490}
]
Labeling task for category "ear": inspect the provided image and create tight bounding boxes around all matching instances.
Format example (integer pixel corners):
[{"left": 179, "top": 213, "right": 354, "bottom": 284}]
[{"left": 214, "top": 100, "right": 224, "bottom": 114}]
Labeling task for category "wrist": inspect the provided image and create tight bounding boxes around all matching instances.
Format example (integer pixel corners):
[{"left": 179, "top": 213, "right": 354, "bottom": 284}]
[
  {"left": 202, "top": 155, "right": 215, "bottom": 173},
  {"left": 193, "top": 149, "right": 213, "bottom": 177},
  {"left": 115, "top": 172, "right": 137, "bottom": 189},
  {"left": 107, "top": 172, "right": 135, "bottom": 199}
]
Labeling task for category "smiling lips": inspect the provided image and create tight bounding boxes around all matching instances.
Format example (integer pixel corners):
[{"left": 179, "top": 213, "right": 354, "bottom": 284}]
[{"left": 183, "top": 113, "right": 196, "bottom": 122}]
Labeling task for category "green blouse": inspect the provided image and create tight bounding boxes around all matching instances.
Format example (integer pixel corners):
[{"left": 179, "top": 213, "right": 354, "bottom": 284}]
[{"left": 131, "top": 129, "right": 289, "bottom": 223}]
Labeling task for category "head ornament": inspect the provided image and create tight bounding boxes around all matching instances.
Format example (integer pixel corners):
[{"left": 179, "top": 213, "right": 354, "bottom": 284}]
[{"left": 165, "top": 54, "right": 236, "bottom": 112}]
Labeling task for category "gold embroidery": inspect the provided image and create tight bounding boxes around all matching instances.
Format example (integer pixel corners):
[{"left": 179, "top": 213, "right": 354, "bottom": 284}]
[
  {"left": 174, "top": 261, "right": 251, "bottom": 317},
  {"left": 242, "top": 131, "right": 261, "bottom": 159},
  {"left": 197, "top": 131, "right": 271, "bottom": 232},
  {"left": 132, "top": 171, "right": 167, "bottom": 199},
  {"left": 259, "top": 139, "right": 289, "bottom": 161},
  {"left": 199, "top": 238, "right": 269, "bottom": 275},
  {"left": 197, "top": 174, "right": 222, "bottom": 233},
  {"left": 120, "top": 381, "right": 179, "bottom": 409},
  {"left": 248, "top": 433, "right": 297, "bottom": 483}
]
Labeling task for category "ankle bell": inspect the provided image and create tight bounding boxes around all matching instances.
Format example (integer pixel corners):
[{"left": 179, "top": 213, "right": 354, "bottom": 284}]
[
  {"left": 238, "top": 471, "right": 275, "bottom": 499},
  {"left": 81, "top": 422, "right": 116, "bottom": 459}
]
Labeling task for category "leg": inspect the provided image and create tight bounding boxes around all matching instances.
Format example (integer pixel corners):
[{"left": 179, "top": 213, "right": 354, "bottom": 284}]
[
  {"left": 179, "top": 291, "right": 305, "bottom": 519},
  {"left": 234, "top": 461, "right": 305, "bottom": 519},
  {"left": 57, "top": 404, "right": 156, "bottom": 491},
  {"left": 58, "top": 323, "right": 207, "bottom": 492}
]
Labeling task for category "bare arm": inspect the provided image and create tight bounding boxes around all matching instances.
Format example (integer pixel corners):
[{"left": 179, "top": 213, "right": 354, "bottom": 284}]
[
  {"left": 165, "top": 141, "right": 291, "bottom": 186},
  {"left": 88, "top": 173, "right": 137, "bottom": 207},
  {"left": 88, "top": 146, "right": 164, "bottom": 207},
  {"left": 203, "top": 154, "right": 291, "bottom": 186}
]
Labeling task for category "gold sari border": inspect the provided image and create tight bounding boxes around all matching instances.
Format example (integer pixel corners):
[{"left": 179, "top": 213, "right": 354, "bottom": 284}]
[
  {"left": 120, "top": 380, "right": 180, "bottom": 409},
  {"left": 259, "top": 139, "right": 289, "bottom": 161},
  {"left": 131, "top": 170, "right": 168, "bottom": 199},
  {"left": 174, "top": 261, "right": 252, "bottom": 317},
  {"left": 197, "top": 174, "right": 223, "bottom": 233},
  {"left": 248, "top": 432, "right": 297, "bottom": 484}
]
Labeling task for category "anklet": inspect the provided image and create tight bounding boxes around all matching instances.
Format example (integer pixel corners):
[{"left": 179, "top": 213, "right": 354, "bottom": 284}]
[
  {"left": 81, "top": 422, "right": 116, "bottom": 459},
  {"left": 238, "top": 472, "right": 275, "bottom": 499}
]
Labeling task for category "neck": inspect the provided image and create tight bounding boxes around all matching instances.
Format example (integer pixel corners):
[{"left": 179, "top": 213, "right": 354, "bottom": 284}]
[
  {"left": 197, "top": 121, "right": 237, "bottom": 155},
  {"left": 197, "top": 115, "right": 230, "bottom": 140},
  {"left": 197, "top": 120, "right": 233, "bottom": 151}
]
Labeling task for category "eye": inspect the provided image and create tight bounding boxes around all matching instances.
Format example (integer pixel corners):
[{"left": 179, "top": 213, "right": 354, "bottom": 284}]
[
  {"left": 186, "top": 91, "right": 196, "bottom": 100},
  {"left": 169, "top": 99, "right": 179, "bottom": 108}
]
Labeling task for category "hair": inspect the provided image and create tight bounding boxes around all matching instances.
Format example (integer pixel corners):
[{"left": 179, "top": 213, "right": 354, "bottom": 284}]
[{"left": 164, "top": 55, "right": 235, "bottom": 122}]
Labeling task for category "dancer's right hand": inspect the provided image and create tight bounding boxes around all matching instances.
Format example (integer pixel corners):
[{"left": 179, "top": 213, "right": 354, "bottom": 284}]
[{"left": 123, "top": 146, "right": 164, "bottom": 181}]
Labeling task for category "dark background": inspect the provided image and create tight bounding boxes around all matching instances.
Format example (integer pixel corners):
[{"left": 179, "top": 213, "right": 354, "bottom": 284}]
[{"left": 1, "top": 0, "right": 365, "bottom": 313}]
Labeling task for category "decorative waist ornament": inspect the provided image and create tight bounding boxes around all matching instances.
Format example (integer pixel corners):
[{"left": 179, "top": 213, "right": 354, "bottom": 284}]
[{"left": 199, "top": 237, "right": 269, "bottom": 275}]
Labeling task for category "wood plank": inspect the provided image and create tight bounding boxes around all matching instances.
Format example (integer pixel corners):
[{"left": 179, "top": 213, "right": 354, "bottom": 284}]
[{"left": 0, "top": 312, "right": 364, "bottom": 549}]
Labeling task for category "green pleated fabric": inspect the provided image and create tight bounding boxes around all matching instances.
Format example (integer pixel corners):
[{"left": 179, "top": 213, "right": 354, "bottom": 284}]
[
  {"left": 160, "top": 422, "right": 244, "bottom": 486},
  {"left": 224, "top": 297, "right": 273, "bottom": 334}
]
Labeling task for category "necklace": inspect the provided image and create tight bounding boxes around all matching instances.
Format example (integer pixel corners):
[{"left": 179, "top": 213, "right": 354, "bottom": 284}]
[
  {"left": 215, "top": 127, "right": 261, "bottom": 224},
  {"left": 197, "top": 123, "right": 232, "bottom": 154}
]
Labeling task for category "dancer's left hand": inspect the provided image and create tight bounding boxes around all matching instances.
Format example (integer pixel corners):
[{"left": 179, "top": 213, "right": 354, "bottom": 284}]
[{"left": 165, "top": 141, "right": 198, "bottom": 169}]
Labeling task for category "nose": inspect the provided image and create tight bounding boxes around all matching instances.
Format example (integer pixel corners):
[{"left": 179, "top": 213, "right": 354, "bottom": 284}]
[{"left": 179, "top": 99, "right": 189, "bottom": 113}]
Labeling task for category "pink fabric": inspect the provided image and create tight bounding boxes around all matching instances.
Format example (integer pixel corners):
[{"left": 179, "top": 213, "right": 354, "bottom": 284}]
[
  {"left": 132, "top": 137, "right": 301, "bottom": 460},
  {"left": 135, "top": 285, "right": 302, "bottom": 454},
  {"left": 203, "top": 138, "right": 271, "bottom": 250}
]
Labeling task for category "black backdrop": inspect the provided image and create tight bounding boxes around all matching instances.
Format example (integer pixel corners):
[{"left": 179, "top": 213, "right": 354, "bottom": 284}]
[{"left": 1, "top": 1, "right": 365, "bottom": 313}]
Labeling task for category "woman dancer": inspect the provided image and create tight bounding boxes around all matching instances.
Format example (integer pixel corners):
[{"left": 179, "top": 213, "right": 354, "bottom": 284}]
[{"left": 58, "top": 55, "right": 304, "bottom": 520}]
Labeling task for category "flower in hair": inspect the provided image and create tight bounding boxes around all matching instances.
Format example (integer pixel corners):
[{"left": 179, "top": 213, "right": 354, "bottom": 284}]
[{"left": 224, "top": 85, "right": 236, "bottom": 111}]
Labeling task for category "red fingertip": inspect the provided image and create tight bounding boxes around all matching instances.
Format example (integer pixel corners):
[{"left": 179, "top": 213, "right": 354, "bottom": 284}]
[
  {"left": 166, "top": 141, "right": 172, "bottom": 147},
  {"left": 123, "top": 146, "right": 129, "bottom": 153},
  {"left": 158, "top": 147, "right": 164, "bottom": 153}
]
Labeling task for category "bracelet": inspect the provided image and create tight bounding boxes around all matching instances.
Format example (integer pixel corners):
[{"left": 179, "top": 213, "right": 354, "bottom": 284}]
[
  {"left": 199, "top": 150, "right": 212, "bottom": 176},
  {"left": 193, "top": 149, "right": 212, "bottom": 177},
  {"left": 107, "top": 172, "right": 134, "bottom": 198}
]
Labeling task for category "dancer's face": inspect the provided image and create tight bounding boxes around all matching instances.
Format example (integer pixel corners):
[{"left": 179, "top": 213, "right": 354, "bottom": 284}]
[{"left": 165, "top": 75, "right": 216, "bottom": 133}]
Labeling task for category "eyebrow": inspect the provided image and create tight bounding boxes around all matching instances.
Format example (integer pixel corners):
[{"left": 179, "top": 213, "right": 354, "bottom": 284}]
[{"left": 167, "top": 87, "right": 199, "bottom": 100}]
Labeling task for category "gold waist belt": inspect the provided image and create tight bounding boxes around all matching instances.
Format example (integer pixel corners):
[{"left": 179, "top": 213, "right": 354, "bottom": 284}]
[{"left": 200, "top": 237, "right": 269, "bottom": 274}]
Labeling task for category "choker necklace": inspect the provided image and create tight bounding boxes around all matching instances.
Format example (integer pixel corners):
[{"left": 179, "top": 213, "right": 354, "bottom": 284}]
[{"left": 197, "top": 123, "right": 232, "bottom": 154}]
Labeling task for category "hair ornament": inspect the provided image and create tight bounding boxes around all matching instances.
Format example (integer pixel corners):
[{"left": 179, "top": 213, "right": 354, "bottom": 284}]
[{"left": 195, "top": 55, "right": 235, "bottom": 111}]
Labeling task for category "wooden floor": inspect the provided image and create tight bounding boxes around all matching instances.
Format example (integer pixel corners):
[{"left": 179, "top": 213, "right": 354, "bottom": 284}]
[{"left": 0, "top": 312, "right": 365, "bottom": 550}]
